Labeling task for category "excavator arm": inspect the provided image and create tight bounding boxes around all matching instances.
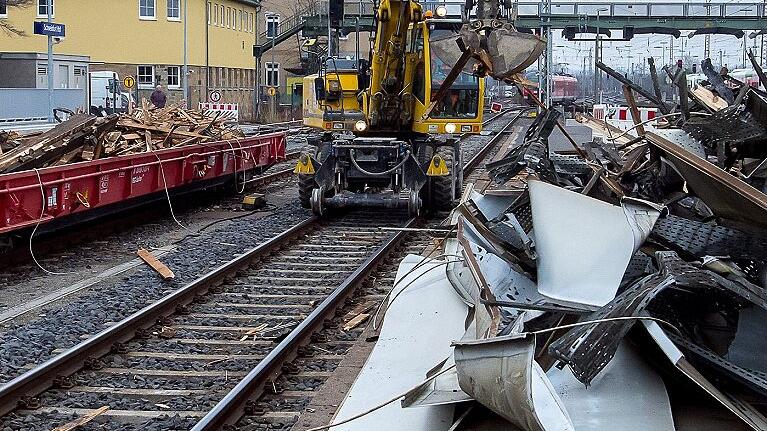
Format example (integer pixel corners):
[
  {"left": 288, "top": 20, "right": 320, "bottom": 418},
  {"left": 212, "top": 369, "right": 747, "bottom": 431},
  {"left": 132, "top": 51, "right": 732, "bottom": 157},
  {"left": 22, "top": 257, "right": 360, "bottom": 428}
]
[{"left": 365, "top": 0, "right": 422, "bottom": 129}]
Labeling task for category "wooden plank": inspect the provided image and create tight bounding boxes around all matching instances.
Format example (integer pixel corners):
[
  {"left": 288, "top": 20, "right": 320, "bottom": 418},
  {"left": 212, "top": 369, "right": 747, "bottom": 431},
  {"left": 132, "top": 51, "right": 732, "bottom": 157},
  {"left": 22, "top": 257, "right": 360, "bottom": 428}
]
[
  {"left": 343, "top": 313, "right": 370, "bottom": 331},
  {"left": 137, "top": 248, "right": 175, "bottom": 279},
  {"left": 119, "top": 120, "right": 210, "bottom": 139},
  {"left": 51, "top": 406, "right": 109, "bottom": 431},
  {"left": 689, "top": 85, "right": 728, "bottom": 111},
  {"left": 621, "top": 85, "right": 646, "bottom": 135}
]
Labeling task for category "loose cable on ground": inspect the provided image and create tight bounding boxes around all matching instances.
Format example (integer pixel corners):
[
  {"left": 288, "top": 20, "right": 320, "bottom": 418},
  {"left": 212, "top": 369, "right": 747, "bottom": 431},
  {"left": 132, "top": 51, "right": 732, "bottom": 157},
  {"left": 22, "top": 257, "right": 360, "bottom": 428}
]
[
  {"left": 526, "top": 315, "right": 684, "bottom": 338},
  {"left": 302, "top": 363, "right": 457, "bottom": 431},
  {"left": 29, "top": 168, "right": 79, "bottom": 276},
  {"left": 152, "top": 151, "right": 188, "bottom": 231},
  {"left": 372, "top": 253, "right": 463, "bottom": 331},
  {"left": 372, "top": 224, "right": 457, "bottom": 330}
]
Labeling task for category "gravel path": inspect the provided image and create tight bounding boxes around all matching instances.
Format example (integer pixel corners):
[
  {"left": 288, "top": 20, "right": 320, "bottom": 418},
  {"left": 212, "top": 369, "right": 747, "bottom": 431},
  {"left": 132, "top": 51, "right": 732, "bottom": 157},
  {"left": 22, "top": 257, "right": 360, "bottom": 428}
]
[{"left": 0, "top": 180, "right": 310, "bottom": 384}]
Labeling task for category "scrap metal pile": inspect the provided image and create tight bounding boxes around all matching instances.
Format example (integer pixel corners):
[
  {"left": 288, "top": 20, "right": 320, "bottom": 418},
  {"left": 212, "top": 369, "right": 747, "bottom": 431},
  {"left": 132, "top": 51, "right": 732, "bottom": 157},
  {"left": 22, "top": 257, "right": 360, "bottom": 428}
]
[
  {"left": 0, "top": 104, "right": 244, "bottom": 174},
  {"left": 331, "top": 56, "right": 767, "bottom": 430}
]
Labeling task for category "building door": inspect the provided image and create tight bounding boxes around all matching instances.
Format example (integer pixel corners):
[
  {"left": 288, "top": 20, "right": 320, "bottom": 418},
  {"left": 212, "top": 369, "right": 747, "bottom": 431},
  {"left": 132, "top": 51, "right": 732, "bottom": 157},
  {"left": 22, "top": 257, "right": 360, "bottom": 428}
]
[
  {"left": 36, "top": 64, "right": 48, "bottom": 88},
  {"left": 57, "top": 65, "right": 70, "bottom": 88}
]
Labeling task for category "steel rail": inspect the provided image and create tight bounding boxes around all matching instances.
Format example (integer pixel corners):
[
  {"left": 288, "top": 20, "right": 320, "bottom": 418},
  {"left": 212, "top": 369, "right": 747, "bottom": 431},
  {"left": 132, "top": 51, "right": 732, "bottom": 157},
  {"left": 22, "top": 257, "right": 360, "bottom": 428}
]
[
  {"left": 463, "top": 107, "right": 533, "bottom": 174},
  {"left": 188, "top": 107, "right": 526, "bottom": 430},
  {"left": 0, "top": 216, "right": 319, "bottom": 417},
  {"left": 191, "top": 216, "right": 416, "bottom": 430}
]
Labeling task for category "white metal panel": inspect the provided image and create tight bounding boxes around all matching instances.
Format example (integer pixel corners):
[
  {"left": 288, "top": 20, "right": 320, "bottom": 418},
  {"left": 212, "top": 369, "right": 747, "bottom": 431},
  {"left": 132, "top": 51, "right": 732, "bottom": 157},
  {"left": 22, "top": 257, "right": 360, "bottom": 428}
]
[
  {"left": 332, "top": 254, "right": 470, "bottom": 431},
  {"left": 547, "top": 343, "right": 675, "bottom": 431},
  {"left": 528, "top": 180, "right": 661, "bottom": 307}
]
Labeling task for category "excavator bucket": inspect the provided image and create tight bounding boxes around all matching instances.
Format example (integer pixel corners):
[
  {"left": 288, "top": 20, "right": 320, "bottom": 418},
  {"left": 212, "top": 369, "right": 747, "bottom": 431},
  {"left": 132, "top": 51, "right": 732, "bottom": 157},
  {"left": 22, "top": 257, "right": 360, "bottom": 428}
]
[{"left": 430, "top": 22, "right": 545, "bottom": 81}]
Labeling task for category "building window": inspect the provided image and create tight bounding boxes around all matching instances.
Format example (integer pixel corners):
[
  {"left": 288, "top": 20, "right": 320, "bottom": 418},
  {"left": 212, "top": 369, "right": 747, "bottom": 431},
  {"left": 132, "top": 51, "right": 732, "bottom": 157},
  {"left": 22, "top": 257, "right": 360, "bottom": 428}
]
[
  {"left": 226, "top": 7, "right": 231, "bottom": 28},
  {"left": 167, "top": 0, "right": 180, "bottom": 20},
  {"left": 0, "top": 0, "right": 8, "bottom": 17},
  {"left": 266, "top": 14, "right": 279, "bottom": 38},
  {"left": 167, "top": 66, "right": 180, "bottom": 88},
  {"left": 238, "top": 10, "right": 242, "bottom": 31},
  {"left": 265, "top": 62, "right": 279, "bottom": 87},
  {"left": 250, "top": 13, "right": 254, "bottom": 32},
  {"left": 139, "top": 0, "right": 155, "bottom": 19},
  {"left": 206, "top": 2, "right": 211, "bottom": 24},
  {"left": 219, "top": 5, "right": 224, "bottom": 26},
  {"left": 37, "top": 0, "right": 53, "bottom": 17},
  {"left": 138, "top": 65, "right": 154, "bottom": 87}
]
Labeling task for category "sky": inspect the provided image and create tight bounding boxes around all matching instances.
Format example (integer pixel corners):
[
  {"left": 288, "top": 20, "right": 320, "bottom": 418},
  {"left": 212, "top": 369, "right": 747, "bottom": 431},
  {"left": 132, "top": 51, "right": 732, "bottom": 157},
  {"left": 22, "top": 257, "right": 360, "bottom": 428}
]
[
  {"left": 540, "top": 0, "right": 761, "bottom": 73},
  {"left": 435, "top": 0, "right": 762, "bottom": 74}
]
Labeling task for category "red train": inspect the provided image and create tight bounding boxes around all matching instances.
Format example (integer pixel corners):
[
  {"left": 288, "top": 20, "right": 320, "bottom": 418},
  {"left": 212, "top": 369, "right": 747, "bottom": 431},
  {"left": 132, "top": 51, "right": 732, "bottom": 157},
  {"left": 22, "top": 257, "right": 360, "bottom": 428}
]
[{"left": 521, "top": 73, "right": 578, "bottom": 106}]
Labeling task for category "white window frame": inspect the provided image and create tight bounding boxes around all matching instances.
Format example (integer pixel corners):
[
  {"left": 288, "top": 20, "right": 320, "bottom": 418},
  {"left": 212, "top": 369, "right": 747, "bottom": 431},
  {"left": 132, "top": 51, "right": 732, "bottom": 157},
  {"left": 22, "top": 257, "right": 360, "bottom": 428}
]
[
  {"left": 137, "top": 65, "right": 155, "bottom": 88},
  {"left": 226, "top": 7, "right": 231, "bottom": 28},
  {"left": 166, "top": 66, "right": 181, "bottom": 88},
  {"left": 265, "top": 62, "right": 279, "bottom": 87},
  {"left": 250, "top": 13, "right": 254, "bottom": 32},
  {"left": 37, "top": 0, "right": 54, "bottom": 18},
  {"left": 167, "top": 0, "right": 180, "bottom": 21},
  {"left": 238, "top": 9, "right": 242, "bottom": 31},
  {"left": 139, "top": 0, "right": 156, "bottom": 20},
  {"left": 207, "top": 2, "right": 211, "bottom": 24},
  {"left": 219, "top": 5, "right": 224, "bottom": 26},
  {"left": 266, "top": 14, "right": 279, "bottom": 39},
  {"left": 1, "top": 0, "right": 9, "bottom": 18}
]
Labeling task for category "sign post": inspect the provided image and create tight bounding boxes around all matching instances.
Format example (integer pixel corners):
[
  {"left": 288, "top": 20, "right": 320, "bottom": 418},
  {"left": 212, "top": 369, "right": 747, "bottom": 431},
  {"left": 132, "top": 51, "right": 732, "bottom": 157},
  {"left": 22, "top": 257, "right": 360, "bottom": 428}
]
[
  {"left": 32, "top": 1, "right": 65, "bottom": 123},
  {"left": 123, "top": 76, "right": 136, "bottom": 114}
]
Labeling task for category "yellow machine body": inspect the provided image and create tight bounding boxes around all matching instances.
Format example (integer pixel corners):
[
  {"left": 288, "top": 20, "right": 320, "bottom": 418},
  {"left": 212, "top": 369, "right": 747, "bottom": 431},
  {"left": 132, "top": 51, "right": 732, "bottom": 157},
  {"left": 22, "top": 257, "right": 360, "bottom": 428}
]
[
  {"left": 303, "top": 64, "right": 364, "bottom": 131},
  {"left": 302, "top": 19, "right": 484, "bottom": 135}
]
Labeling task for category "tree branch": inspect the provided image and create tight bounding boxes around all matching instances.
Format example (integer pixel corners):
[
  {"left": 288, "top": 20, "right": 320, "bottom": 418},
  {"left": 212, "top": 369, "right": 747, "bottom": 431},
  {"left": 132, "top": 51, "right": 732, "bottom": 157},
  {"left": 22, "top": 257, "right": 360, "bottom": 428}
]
[{"left": 1, "top": 0, "right": 35, "bottom": 37}]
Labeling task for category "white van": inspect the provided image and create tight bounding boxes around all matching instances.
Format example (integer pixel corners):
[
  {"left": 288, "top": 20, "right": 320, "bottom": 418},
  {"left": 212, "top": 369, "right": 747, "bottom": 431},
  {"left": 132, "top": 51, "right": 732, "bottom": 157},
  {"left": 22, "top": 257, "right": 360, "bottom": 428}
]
[{"left": 88, "top": 71, "right": 134, "bottom": 116}]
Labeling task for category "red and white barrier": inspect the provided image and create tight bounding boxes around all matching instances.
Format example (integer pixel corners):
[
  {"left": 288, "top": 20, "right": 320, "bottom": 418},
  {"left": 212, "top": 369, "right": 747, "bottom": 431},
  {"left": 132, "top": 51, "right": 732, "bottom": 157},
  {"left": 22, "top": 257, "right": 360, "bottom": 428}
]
[
  {"left": 598, "top": 105, "right": 658, "bottom": 123},
  {"left": 200, "top": 102, "right": 239, "bottom": 123}
]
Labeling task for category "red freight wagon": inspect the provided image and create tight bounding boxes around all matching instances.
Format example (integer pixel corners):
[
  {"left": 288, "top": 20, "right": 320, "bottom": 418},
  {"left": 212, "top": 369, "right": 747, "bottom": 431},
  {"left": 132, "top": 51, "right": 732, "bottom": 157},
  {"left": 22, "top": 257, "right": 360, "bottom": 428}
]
[
  {"left": 0, "top": 132, "right": 286, "bottom": 247},
  {"left": 521, "top": 73, "right": 578, "bottom": 106}
]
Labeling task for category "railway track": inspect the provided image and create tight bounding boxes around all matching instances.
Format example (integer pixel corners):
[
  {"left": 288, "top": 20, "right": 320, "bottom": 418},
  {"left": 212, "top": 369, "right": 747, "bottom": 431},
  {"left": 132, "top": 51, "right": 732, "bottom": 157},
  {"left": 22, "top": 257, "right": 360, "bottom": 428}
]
[{"left": 0, "top": 107, "right": 529, "bottom": 430}]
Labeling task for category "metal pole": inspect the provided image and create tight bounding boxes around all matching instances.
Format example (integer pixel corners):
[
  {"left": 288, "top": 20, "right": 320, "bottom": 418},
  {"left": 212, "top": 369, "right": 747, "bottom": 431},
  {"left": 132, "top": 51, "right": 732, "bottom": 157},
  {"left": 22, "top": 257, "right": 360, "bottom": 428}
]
[
  {"left": 183, "top": 0, "right": 189, "bottom": 107},
  {"left": 327, "top": 0, "right": 332, "bottom": 57},
  {"left": 255, "top": 4, "right": 261, "bottom": 121},
  {"left": 595, "top": 10, "right": 600, "bottom": 104},
  {"left": 46, "top": 0, "right": 54, "bottom": 123},
  {"left": 543, "top": 0, "right": 552, "bottom": 109}
]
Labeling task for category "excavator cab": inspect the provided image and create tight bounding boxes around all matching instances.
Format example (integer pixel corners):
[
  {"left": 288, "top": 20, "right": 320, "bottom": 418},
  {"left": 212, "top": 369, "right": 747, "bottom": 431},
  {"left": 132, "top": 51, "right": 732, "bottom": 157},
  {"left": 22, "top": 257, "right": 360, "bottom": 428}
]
[
  {"left": 409, "top": 19, "right": 485, "bottom": 135},
  {"left": 302, "top": 58, "right": 367, "bottom": 132}
]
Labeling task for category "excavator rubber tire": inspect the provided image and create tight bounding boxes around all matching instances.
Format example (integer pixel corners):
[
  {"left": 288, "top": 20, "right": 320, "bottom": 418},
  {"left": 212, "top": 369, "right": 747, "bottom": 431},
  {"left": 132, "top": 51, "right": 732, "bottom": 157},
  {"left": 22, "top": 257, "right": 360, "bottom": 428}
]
[
  {"left": 298, "top": 143, "right": 333, "bottom": 209},
  {"left": 298, "top": 174, "right": 317, "bottom": 209},
  {"left": 425, "top": 146, "right": 462, "bottom": 212}
]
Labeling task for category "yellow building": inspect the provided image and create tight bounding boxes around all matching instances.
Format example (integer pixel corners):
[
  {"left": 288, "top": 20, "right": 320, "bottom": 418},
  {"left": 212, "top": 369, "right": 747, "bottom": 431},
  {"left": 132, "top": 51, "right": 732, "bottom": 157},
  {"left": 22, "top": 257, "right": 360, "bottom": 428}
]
[{"left": 0, "top": 0, "right": 260, "bottom": 119}]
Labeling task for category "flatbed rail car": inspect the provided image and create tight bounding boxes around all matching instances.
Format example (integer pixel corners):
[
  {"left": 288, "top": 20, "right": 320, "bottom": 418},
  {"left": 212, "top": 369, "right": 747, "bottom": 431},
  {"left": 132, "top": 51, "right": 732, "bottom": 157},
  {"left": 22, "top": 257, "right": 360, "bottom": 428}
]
[{"left": 0, "top": 132, "right": 286, "bottom": 248}]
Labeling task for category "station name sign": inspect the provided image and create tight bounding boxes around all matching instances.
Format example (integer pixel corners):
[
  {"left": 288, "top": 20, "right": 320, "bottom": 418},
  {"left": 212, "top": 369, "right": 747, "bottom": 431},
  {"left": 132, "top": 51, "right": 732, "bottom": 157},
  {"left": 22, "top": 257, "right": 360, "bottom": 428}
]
[{"left": 33, "top": 21, "right": 66, "bottom": 37}]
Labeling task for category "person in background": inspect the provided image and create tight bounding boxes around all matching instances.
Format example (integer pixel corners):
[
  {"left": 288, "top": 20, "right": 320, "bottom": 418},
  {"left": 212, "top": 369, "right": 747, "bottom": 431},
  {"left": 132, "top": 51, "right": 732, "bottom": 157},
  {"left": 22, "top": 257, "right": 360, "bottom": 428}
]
[{"left": 150, "top": 84, "right": 167, "bottom": 108}]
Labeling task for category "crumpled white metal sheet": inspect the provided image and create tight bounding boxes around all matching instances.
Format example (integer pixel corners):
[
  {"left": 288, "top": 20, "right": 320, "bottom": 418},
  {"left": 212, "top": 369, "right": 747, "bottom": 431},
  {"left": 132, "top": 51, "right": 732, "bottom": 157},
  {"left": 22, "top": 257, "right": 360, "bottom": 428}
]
[
  {"left": 528, "top": 180, "right": 662, "bottom": 307},
  {"left": 454, "top": 333, "right": 574, "bottom": 431},
  {"left": 331, "top": 254, "right": 470, "bottom": 431},
  {"left": 547, "top": 343, "right": 675, "bottom": 431}
]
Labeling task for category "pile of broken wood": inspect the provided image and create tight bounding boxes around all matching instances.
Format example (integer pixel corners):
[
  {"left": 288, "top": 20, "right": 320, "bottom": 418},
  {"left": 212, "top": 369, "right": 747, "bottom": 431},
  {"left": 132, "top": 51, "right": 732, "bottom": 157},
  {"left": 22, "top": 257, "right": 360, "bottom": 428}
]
[{"left": 0, "top": 102, "right": 244, "bottom": 174}]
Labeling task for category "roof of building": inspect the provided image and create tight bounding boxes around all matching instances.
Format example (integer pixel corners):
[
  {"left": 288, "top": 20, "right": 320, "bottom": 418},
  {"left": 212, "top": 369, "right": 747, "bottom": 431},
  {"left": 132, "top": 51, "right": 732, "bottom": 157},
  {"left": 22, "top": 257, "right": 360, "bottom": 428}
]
[{"left": 234, "top": 0, "right": 259, "bottom": 7}]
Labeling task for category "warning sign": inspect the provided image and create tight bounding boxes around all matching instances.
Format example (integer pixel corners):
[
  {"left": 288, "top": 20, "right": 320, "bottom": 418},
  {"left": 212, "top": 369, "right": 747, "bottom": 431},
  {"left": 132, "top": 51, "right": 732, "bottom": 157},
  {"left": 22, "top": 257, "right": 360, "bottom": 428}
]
[{"left": 123, "top": 76, "right": 136, "bottom": 89}]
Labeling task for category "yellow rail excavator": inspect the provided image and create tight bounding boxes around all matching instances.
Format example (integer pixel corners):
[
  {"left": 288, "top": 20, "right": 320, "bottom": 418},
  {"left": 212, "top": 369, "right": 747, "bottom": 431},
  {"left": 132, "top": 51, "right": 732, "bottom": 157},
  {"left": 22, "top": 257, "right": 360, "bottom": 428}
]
[{"left": 296, "top": 0, "right": 544, "bottom": 215}]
